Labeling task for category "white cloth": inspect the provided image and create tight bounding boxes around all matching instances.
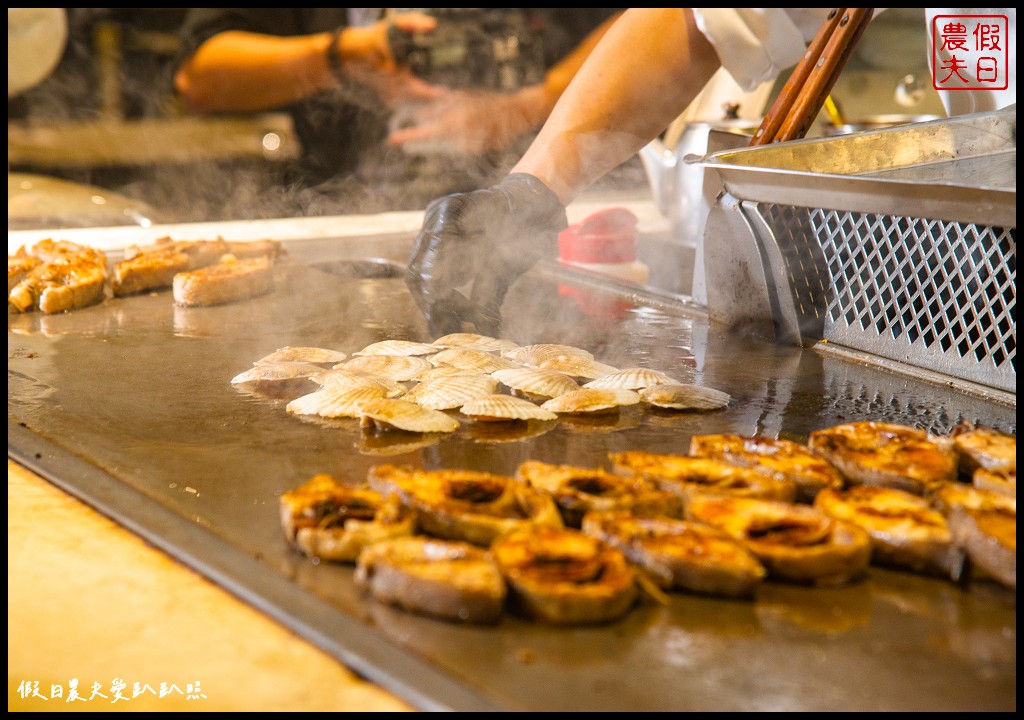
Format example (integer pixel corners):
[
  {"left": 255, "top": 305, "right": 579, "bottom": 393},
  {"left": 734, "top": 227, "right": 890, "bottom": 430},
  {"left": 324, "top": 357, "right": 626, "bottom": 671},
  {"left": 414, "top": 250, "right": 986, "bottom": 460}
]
[{"left": 692, "top": 8, "right": 833, "bottom": 93}]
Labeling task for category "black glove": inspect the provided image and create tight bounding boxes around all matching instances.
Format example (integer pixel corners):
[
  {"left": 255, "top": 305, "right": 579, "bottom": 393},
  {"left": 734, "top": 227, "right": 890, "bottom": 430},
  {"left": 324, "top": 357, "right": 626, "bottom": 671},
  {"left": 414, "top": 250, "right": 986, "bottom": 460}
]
[{"left": 406, "top": 173, "right": 568, "bottom": 337}]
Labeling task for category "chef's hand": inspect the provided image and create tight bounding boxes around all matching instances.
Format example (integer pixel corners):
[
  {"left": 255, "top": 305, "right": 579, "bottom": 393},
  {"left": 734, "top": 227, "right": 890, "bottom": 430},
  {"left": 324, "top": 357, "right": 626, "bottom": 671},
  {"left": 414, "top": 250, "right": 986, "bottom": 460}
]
[{"left": 406, "top": 173, "right": 568, "bottom": 337}]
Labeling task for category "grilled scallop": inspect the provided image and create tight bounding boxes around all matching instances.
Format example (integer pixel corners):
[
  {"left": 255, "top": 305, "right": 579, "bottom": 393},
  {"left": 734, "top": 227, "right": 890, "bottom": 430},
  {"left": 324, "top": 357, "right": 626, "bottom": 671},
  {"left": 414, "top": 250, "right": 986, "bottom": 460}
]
[
  {"left": 502, "top": 343, "right": 594, "bottom": 366},
  {"left": 230, "top": 362, "right": 321, "bottom": 385},
  {"left": 491, "top": 526, "right": 638, "bottom": 625},
  {"left": 689, "top": 434, "right": 844, "bottom": 502},
  {"left": 358, "top": 398, "right": 460, "bottom": 434},
  {"left": 286, "top": 384, "right": 390, "bottom": 418},
  {"left": 432, "top": 333, "right": 520, "bottom": 353},
  {"left": 279, "top": 474, "right": 416, "bottom": 562},
  {"left": 255, "top": 346, "right": 348, "bottom": 365},
  {"left": 367, "top": 464, "right": 563, "bottom": 546},
  {"left": 515, "top": 460, "right": 682, "bottom": 527},
  {"left": 337, "top": 354, "right": 434, "bottom": 382},
  {"left": 353, "top": 339, "right": 439, "bottom": 356},
  {"left": 609, "top": 451, "right": 798, "bottom": 509},
  {"left": 403, "top": 374, "right": 499, "bottom": 410},
  {"left": 640, "top": 383, "right": 731, "bottom": 411},
  {"left": 460, "top": 394, "right": 559, "bottom": 422},
  {"left": 585, "top": 368, "right": 679, "bottom": 391},
  {"left": 685, "top": 495, "right": 872, "bottom": 586},
  {"left": 541, "top": 388, "right": 641, "bottom": 415},
  {"left": 429, "top": 347, "right": 520, "bottom": 373},
  {"left": 584, "top": 367, "right": 682, "bottom": 391},
  {"left": 492, "top": 367, "right": 581, "bottom": 402},
  {"left": 411, "top": 365, "right": 479, "bottom": 382},
  {"left": 355, "top": 537, "right": 507, "bottom": 624},
  {"left": 536, "top": 355, "right": 618, "bottom": 381},
  {"left": 808, "top": 421, "right": 958, "bottom": 495},
  {"left": 581, "top": 510, "right": 767, "bottom": 598},
  {"left": 309, "top": 367, "right": 407, "bottom": 397},
  {"left": 813, "top": 486, "right": 965, "bottom": 580}
]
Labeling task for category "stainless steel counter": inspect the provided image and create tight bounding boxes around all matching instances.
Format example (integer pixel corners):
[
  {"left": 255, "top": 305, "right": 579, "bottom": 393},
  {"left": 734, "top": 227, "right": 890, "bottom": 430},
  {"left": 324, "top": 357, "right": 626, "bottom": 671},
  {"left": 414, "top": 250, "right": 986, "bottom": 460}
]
[{"left": 8, "top": 218, "right": 1016, "bottom": 711}]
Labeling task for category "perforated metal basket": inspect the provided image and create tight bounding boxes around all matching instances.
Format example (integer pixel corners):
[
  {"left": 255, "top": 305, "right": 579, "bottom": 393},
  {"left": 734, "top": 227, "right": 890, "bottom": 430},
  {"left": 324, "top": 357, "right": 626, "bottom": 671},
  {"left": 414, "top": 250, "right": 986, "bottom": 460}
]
[{"left": 700, "top": 108, "right": 1016, "bottom": 394}]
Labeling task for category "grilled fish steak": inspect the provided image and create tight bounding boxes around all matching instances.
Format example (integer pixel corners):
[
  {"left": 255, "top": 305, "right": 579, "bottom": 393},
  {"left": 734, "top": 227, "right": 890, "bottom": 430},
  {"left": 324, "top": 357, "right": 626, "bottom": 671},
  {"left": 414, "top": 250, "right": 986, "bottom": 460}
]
[
  {"left": 172, "top": 256, "right": 275, "bottom": 307},
  {"left": 491, "top": 526, "right": 638, "bottom": 625},
  {"left": 685, "top": 495, "right": 872, "bottom": 586},
  {"left": 808, "top": 421, "right": 958, "bottom": 495},
  {"left": 609, "top": 451, "right": 798, "bottom": 509},
  {"left": 355, "top": 537, "right": 507, "bottom": 624},
  {"left": 950, "top": 426, "right": 1016, "bottom": 476},
  {"left": 515, "top": 459, "right": 682, "bottom": 527},
  {"left": 368, "top": 465, "right": 563, "bottom": 546},
  {"left": 581, "top": 510, "right": 767, "bottom": 598},
  {"left": 9, "top": 247, "right": 108, "bottom": 314},
  {"left": 689, "top": 434, "right": 844, "bottom": 502},
  {"left": 280, "top": 474, "right": 415, "bottom": 562},
  {"left": 111, "top": 248, "right": 191, "bottom": 297},
  {"left": 928, "top": 481, "right": 1016, "bottom": 590},
  {"left": 814, "top": 486, "right": 965, "bottom": 580}
]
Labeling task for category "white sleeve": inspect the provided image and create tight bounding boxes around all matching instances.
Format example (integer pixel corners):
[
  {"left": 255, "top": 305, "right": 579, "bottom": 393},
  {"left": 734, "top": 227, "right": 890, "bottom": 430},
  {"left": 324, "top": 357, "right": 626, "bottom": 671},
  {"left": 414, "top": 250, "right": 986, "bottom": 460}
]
[{"left": 692, "top": 8, "right": 832, "bottom": 92}]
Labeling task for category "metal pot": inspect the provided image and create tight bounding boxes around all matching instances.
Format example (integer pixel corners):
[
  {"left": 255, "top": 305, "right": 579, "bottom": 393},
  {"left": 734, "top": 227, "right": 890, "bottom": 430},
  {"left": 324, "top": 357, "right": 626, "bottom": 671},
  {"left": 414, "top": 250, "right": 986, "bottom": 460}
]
[{"left": 639, "top": 120, "right": 755, "bottom": 249}]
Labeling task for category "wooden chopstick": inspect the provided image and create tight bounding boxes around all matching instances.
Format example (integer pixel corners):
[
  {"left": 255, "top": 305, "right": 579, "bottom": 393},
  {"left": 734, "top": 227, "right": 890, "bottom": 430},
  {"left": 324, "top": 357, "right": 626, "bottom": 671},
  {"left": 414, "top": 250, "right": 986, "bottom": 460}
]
[{"left": 750, "top": 8, "right": 874, "bottom": 146}]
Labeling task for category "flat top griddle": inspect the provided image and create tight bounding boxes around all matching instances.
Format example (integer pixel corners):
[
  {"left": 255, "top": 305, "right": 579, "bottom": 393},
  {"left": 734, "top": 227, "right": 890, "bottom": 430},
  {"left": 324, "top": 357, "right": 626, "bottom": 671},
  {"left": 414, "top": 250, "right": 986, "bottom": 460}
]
[{"left": 8, "top": 249, "right": 1016, "bottom": 712}]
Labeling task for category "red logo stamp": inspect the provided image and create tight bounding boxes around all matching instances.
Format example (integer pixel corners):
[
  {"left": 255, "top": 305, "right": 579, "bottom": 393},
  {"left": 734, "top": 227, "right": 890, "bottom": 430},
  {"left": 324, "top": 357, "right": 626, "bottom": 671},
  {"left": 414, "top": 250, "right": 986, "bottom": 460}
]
[{"left": 932, "top": 14, "right": 1009, "bottom": 90}]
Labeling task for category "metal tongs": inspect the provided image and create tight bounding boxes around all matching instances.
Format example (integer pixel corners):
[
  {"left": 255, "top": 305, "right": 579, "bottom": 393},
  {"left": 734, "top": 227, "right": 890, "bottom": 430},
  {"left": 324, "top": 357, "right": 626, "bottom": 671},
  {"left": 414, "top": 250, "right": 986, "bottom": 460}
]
[{"left": 750, "top": 8, "right": 874, "bottom": 146}]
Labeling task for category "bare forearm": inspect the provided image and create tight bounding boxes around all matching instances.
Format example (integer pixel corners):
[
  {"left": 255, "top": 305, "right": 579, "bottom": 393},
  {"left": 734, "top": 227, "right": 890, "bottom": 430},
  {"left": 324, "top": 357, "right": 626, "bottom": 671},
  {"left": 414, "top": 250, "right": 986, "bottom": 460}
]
[
  {"left": 512, "top": 9, "right": 720, "bottom": 204},
  {"left": 174, "top": 16, "right": 432, "bottom": 114},
  {"left": 174, "top": 30, "right": 337, "bottom": 113}
]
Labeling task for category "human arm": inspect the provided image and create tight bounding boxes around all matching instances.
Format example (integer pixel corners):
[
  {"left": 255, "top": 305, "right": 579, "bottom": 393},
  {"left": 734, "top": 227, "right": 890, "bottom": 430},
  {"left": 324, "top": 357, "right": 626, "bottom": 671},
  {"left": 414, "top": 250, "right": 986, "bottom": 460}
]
[
  {"left": 511, "top": 8, "right": 721, "bottom": 205},
  {"left": 173, "top": 12, "right": 439, "bottom": 114},
  {"left": 406, "top": 9, "right": 721, "bottom": 334},
  {"left": 386, "top": 11, "right": 623, "bottom": 156}
]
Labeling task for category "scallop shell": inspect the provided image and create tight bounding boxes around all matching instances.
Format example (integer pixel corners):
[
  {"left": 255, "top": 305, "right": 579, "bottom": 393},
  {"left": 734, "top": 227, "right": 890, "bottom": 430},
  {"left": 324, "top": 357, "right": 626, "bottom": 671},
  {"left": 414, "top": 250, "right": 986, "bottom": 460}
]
[
  {"left": 460, "top": 394, "right": 559, "bottom": 422},
  {"left": 358, "top": 398, "right": 461, "bottom": 433},
  {"left": 541, "top": 388, "right": 641, "bottom": 414},
  {"left": 491, "top": 367, "right": 580, "bottom": 401},
  {"left": 429, "top": 347, "right": 520, "bottom": 373},
  {"left": 502, "top": 343, "right": 593, "bottom": 366},
  {"left": 640, "top": 383, "right": 731, "bottom": 411},
  {"left": 537, "top": 355, "right": 618, "bottom": 381},
  {"left": 431, "top": 333, "right": 520, "bottom": 353},
  {"left": 353, "top": 339, "right": 438, "bottom": 356},
  {"left": 286, "top": 384, "right": 390, "bottom": 417},
  {"left": 309, "top": 368, "right": 407, "bottom": 397},
  {"left": 412, "top": 365, "right": 480, "bottom": 382},
  {"left": 584, "top": 367, "right": 681, "bottom": 390},
  {"left": 337, "top": 354, "right": 433, "bottom": 381},
  {"left": 231, "top": 361, "right": 323, "bottom": 384},
  {"left": 254, "top": 346, "right": 348, "bottom": 365},
  {"left": 403, "top": 374, "right": 499, "bottom": 410}
]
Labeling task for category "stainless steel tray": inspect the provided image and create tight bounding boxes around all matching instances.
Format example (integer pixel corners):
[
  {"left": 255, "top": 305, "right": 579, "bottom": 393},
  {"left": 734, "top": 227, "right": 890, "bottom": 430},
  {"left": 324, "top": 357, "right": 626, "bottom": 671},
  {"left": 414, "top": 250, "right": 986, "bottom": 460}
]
[
  {"left": 702, "top": 107, "right": 1016, "bottom": 228},
  {"left": 8, "top": 239, "right": 1016, "bottom": 712},
  {"left": 700, "top": 108, "right": 1016, "bottom": 393}
]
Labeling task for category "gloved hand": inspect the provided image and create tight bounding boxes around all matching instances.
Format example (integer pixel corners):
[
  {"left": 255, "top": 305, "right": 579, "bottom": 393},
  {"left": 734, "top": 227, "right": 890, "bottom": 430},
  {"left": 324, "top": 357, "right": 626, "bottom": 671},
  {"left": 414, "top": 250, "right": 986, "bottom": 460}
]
[{"left": 406, "top": 173, "right": 568, "bottom": 337}]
